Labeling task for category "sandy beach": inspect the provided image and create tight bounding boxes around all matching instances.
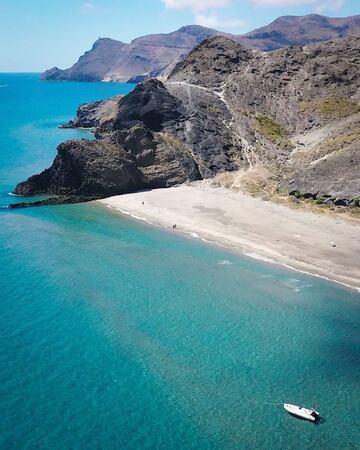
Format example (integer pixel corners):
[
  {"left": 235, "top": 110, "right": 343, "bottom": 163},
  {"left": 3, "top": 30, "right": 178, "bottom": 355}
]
[{"left": 99, "top": 183, "right": 360, "bottom": 291}]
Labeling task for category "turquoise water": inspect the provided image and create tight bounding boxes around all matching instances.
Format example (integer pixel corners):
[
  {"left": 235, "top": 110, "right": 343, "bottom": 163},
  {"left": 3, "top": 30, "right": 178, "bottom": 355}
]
[{"left": 0, "top": 74, "right": 359, "bottom": 449}]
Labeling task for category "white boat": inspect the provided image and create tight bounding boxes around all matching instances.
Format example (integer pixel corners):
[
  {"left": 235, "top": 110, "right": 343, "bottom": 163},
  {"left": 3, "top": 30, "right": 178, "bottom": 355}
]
[{"left": 283, "top": 403, "right": 320, "bottom": 422}]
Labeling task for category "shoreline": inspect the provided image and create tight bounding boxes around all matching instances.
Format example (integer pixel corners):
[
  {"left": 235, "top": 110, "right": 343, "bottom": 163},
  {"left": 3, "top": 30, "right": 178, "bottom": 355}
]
[{"left": 98, "top": 183, "right": 360, "bottom": 292}]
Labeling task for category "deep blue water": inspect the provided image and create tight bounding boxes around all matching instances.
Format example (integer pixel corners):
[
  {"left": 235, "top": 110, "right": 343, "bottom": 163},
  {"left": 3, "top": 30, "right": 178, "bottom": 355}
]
[{"left": 0, "top": 74, "right": 359, "bottom": 450}]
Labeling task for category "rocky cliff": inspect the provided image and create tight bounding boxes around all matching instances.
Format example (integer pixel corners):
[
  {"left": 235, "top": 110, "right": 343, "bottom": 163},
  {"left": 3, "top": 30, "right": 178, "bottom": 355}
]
[
  {"left": 42, "top": 15, "right": 360, "bottom": 83},
  {"left": 42, "top": 25, "right": 230, "bottom": 83},
  {"left": 15, "top": 36, "right": 360, "bottom": 207},
  {"left": 61, "top": 95, "right": 123, "bottom": 129}
]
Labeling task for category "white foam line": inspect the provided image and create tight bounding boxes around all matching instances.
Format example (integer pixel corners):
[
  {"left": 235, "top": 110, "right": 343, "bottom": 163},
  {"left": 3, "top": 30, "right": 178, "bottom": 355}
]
[
  {"left": 7, "top": 192, "right": 18, "bottom": 197},
  {"left": 101, "top": 203, "right": 360, "bottom": 294},
  {"left": 179, "top": 230, "right": 360, "bottom": 293},
  {"left": 113, "top": 207, "right": 156, "bottom": 226},
  {"left": 281, "top": 263, "right": 360, "bottom": 294}
]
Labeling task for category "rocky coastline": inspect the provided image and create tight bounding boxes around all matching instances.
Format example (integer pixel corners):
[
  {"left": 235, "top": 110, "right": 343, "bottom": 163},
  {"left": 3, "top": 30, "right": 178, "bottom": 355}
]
[{"left": 13, "top": 36, "right": 360, "bottom": 209}]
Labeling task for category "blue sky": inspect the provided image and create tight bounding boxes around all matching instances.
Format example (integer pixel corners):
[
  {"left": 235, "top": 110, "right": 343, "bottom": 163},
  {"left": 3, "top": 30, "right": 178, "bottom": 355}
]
[{"left": 0, "top": 0, "right": 359, "bottom": 71}]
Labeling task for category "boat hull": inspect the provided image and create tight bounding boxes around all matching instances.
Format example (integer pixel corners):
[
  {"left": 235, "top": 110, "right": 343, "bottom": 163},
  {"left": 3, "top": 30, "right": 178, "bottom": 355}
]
[{"left": 283, "top": 404, "right": 319, "bottom": 422}]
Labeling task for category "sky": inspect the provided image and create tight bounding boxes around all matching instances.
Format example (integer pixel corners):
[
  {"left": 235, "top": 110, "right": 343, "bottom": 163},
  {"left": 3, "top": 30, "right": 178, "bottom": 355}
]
[{"left": 0, "top": 0, "right": 359, "bottom": 71}]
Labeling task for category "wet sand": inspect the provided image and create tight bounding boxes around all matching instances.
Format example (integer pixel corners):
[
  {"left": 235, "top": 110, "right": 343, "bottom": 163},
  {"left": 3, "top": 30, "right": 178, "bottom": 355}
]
[{"left": 99, "top": 183, "right": 360, "bottom": 291}]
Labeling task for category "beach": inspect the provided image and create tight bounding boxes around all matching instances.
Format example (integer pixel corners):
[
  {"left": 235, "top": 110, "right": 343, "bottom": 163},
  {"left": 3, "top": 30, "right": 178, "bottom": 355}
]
[
  {"left": 3, "top": 74, "right": 360, "bottom": 450},
  {"left": 99, "top": 182, "right": 360, "bottom": 291}
]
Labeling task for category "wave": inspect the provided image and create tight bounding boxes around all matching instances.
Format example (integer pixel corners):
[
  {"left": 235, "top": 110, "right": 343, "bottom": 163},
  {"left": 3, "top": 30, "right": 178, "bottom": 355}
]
[
  {"left": 244, "top": 251, "right": 276, "bottom": 264},
  {"left": 101, "top": 203, "right": 360, "bottom": 294},
  {"left": 217, "top": 260, "right": 234, "bottom": 265},
  {"left": 110, "top": 206, "right": 155, "bottom": 226}
]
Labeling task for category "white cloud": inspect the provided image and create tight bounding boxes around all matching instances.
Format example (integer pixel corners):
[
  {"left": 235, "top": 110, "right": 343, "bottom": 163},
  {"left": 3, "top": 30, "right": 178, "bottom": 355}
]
[
  {"left": 81, "top": 2, "right": 96, "bottom": 12},
  {"left": 162, "top": 0, "right": 232, "bottom": 12},
  {"left": 316, "top": 0, "right": 344, "bottom": 13},
  {"left": 162, "top": 0, "right": 345, "bottom": 32},
  {"left": 195, "top": 13, "right": 244, "bottom": 29},
  {"left": 252, "top": 0, "right": 312, "bottom": 5},
  {"left": 162, "top": 0, "right": 244, "bottom": 30},
  {"left": 252, "top": 0, "right": 344, "bottom": 10}
]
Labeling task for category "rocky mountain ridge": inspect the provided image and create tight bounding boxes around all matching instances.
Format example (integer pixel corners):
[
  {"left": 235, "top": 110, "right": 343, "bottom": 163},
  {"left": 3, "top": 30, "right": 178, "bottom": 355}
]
[
  {"left": 14, "top": 35, "right": 360, "bottom": 208},
  {"left": 42, "top": 25, "right": 229, "bottom": 83},
  {"left": 42, "top": 14, "right": 360, "bottom": 83}
]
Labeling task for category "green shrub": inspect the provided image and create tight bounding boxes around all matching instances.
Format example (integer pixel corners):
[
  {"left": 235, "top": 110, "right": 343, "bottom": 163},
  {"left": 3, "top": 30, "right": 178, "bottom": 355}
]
[{"left": 255, "top": 115, "right": 283, "bottom": 142}]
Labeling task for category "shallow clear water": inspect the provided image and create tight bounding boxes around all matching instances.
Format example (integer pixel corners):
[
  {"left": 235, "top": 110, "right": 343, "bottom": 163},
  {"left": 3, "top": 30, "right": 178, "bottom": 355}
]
[{"left": 0, "top": 74, "right": 359, "bottom": 449}]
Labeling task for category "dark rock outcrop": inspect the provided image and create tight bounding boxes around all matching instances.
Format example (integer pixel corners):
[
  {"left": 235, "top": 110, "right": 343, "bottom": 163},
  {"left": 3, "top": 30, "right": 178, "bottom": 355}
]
[
  {"left": 15, "top": 139, "right": 143, "bottom": 198},
  {"left": 14, "top": 81, "right": 201, "bottom": 204},
  {"left": 15, "top": 36, "right": 360, "bottom": 207},
  {"left": 61, "top": 95, "right": 123, "bottom": 129},
  {"left": 286, "top": 145, "right": 360, "bottom": 206},
  {"left": 170, "top": 37, "right": 255, "bottom": 89}
]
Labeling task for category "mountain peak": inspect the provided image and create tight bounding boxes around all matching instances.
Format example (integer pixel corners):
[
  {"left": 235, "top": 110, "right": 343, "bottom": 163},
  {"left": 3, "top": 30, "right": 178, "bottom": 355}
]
[
  {"left": 169, "top": 36, "right": 253, "bottom": 88},
  {"left": 42, "top": 14, "right": 360, "bottom": 82},
  {"left": 177, "top": 25, "right": 214, "bottom": 34}
]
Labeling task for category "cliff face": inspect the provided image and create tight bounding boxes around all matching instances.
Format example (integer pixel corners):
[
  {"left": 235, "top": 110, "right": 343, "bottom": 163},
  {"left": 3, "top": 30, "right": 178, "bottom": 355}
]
[
  {"left": 43, "top": 39, "right": 127, "bottom": 82},
  {"left": 15, "top": 36, "right": 360, "bottom": 207},
  {"left": 14, "top": 80, "right": 201, "bottom": 203},
  {"left": 168, "top": 36, "right": 360, "bottom": 204},
  {"left": 61, "top": 95, "right": 123, "bottom": 129},
  {"left": 41, "top": 15, "right": 360, "bottom": 83},
  {"left": 42, "top": 26, "right": 230, "bottom": 83}
]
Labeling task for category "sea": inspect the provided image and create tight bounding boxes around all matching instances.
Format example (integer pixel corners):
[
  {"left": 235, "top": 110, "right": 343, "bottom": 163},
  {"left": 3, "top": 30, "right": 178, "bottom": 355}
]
[{"left": 0, "top": 73, "right": 359, "bottom": 450}]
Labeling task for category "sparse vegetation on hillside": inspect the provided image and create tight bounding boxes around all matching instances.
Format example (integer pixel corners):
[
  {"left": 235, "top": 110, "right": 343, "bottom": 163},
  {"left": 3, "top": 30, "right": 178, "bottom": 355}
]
[
  {"left": 300, "top": 96, "right": 360, "bottom": 120},
  {"left": 255, "top": 115, "right": 282, "bottom": 141},
  {"left": 255, "top": 115, "right": 293, "bottom": 149},
  {"left": 322, "top": 130, "right": 360, "bottom": 151}
]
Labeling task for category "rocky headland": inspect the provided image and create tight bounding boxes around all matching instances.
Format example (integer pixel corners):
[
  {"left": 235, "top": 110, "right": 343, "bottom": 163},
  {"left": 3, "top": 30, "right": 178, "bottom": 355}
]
[
  {"left": 14, "top": 35, "right": 360, "bottom": 209},
  {"left": 60, "top": 95, "right": 123, "bottom": 130}
]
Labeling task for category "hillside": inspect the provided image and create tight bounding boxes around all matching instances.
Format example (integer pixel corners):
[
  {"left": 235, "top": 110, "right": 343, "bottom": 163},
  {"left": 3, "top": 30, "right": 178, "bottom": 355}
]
[
  {"left": 15, "top": 35, "right": 360, "bottom": 208},
  {"left": 42, "top": 25, "right": 230, "bottom": 83},
  {"left": 239, "top": 13, "right": 360, "bottom": 50},
  {"left": 41, "top": 14, "right": 360, "bottom": 83}
]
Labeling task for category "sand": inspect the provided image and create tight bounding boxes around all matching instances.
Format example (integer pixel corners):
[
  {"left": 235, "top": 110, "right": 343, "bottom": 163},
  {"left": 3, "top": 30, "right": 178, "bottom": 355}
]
[{"left": 99, "top": 183, "right": 360, "bottom": 291}]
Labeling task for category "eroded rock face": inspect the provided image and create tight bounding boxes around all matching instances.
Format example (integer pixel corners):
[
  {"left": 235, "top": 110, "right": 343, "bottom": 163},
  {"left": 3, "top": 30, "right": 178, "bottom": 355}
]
[
  {"left": 62, "top": 96, "right": 123, "bottom": 129},
  {"left": 15, "top": 139, "right": 143, "bottom": 198},
  {"left": 14, "top": 82, "right": 201, "bottom": 204},
  {"left": 109, "top": 79, "right": 186, "bottom": 133},
  {"left": 287, "top": 147, "right": 360, "bottom": 205},
  {"left": 168, "top": 36, "right": 360, "bottom": 204},
  {"left": 170, "top": 37, "right": 255, "bottom": 89},
  {"left": 15, "top": 36, "right": 360, "bottom": 206}
]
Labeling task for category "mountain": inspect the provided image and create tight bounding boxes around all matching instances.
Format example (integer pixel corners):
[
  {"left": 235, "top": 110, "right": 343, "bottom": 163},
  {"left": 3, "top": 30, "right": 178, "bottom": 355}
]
[
  {"left": 42, "top": 25, "right": 230, "bottom": 83},
  {"left": 15, "top": 36, "right": 360, "bottom": 208},
  {"left": 41, "top": 14, "right": 360, "bottom": 83},
  {"left": 238, "top": 13, "right": 360, "bottom": 50}
]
